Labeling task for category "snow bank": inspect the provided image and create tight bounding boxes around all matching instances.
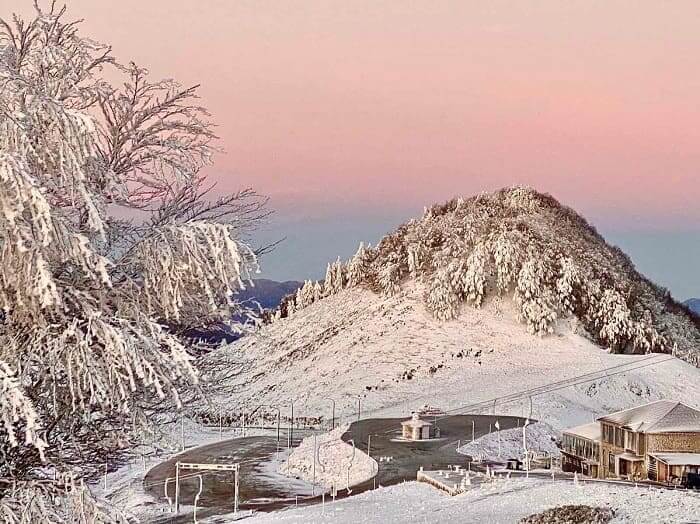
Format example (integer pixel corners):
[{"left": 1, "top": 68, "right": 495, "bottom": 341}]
[
  {"left": 242, "top": 478, "right": 700, "bottom": 523},
  {"left": 458, "top": 422, "right": 560, "bottom": 462},
  {"left": 280, "top": 427, "right": 377, "bottom": 490}
]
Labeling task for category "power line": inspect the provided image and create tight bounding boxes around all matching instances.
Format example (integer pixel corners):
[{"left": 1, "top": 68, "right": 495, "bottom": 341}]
[
  {"left": 370, "top": 354, "right": 674, "bottom": 436},
  {"left": 434, "top": 355, "right": 674, "bottom": 424}
]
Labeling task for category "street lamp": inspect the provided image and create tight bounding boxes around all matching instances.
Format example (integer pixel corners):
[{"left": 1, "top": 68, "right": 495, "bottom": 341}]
[
  {"left": 324, "top": 397, "right": 336, "bottom": 430},
  {"left": 356, "top": 396, "right": 362, "bottom": 422},
  {"left": 256, "top": 404, "right": 281, "bottom": 452},
  {"left": 288, "top": 399, "right": 295, "bottom": 450}
]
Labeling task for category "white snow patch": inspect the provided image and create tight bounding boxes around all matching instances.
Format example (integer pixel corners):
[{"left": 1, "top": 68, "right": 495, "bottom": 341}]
[{"left": 237, "top": 478, "right": 700, "bottom": 524}]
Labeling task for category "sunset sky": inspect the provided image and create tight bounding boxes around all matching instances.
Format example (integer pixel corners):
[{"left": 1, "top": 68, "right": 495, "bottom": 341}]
[{"left": 13, "top": 1, "right": 700, "bottom": 298}]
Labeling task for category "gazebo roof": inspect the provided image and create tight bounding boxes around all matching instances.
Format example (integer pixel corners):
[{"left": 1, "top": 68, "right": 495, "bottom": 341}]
[{"left": 402, "top": 413, "right": 433, "bottom": 428}]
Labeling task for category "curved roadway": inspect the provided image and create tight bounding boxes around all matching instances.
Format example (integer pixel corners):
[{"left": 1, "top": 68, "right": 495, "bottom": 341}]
[{"left": 144, "top": 414, "right": 526, "bottom": 522}]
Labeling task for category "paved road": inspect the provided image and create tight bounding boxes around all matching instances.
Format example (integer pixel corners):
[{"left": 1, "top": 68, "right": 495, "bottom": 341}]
[
  {"left": 342, "top": 414, "right": 526, "bottom": 488},
  {"left": 144, "top": 414, "right": 526, "bottom": 522}
]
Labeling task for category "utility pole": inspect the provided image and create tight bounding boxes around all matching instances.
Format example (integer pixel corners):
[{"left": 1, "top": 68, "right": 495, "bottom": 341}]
[
  {"left": 312, "top": 433, "right": 317, "bottom": 496},
  {"left": 274, "top": 406, "right": 281, "bottom": 455},
  {"left": 289, "top": 399, "right": 295, "bottom": 448},
  {"left": 367, "top": 434, "right": 376, "bottom": 489},
  {"left": 472, "top": 420, "right": 475, "bottom": 443},
  {"left": 325, "top": 397, "right": 336, "bottom": 430},
  {"left": 356, "top": 396, "right": 362, "bottom": 422}
]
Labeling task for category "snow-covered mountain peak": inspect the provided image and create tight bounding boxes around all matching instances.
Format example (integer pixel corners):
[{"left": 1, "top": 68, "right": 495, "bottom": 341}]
[{"left": 279, "top": 187, "right": 699, "bottom": 365}]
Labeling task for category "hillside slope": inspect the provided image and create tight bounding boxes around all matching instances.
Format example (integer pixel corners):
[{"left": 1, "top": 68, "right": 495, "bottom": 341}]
[
  {"left": 201, "top": 283, "right": 700, "bottom": 431},
  {"left": 200, "top": 188, "right": 700, "bottom": 429}
]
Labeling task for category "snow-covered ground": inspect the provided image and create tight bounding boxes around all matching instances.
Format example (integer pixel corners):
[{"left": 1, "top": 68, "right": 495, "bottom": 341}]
[
  {"left": 458, "top": 423, "right": 560, "bottom": 462},
  {"left": 105, "top": 282, "right": 700, "bottom": 521},
  {"left": 233, "top": 478, "right": 700, "bottom": 524},
  {"left": 203, "top": 284, "right": 700, "bottom": 435},
  {"left": 281, "top": 426, "right": 376, "bottom": 491}
]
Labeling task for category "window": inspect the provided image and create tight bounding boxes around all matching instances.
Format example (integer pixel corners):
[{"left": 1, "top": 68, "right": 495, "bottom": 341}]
[
  {"left": 603, "top": 424, "right": 613, "bottom": 444},
  {"left": 608, "top": 452, "right": 615, "bottom": 472}
]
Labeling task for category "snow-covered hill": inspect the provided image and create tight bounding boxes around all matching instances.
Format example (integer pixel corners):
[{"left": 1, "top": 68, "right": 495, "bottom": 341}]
[
  {"left": 201, "top": 283, "right": 700, "bottom": 432},
  {"left": 199, "top": 188, "right": 700, "bottom": 431}
]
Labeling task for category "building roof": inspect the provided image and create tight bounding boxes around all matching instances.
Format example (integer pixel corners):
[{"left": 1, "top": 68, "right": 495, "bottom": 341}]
[
  {"left": 650, "top": 453, "right": 700, "bottom": 466},
  {"left": 596, "top": 400, "right": 700, "bottom": 434},
  {"left": 402, "top": 413, "right": 433, "bottom": 428},
  {"left": 563, "top": 422, "right": 601, "bottom": 441},
  {"left": 617, "top": 452, "right": 643, "bottom": 461},
  {"left": 402, "top": 419, "right": 432, "bottom": 428}
]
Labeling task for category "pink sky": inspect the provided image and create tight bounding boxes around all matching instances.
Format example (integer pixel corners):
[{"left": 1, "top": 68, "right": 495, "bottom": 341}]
[{"left": 17, "top": 0, "right": 700, "bottom": 228}]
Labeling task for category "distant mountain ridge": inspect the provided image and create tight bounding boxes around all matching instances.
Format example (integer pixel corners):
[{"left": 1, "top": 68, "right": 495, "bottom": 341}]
[
  {"left": 684, "top": 298, "right": 700, "bottom": 315},
  {"left": 185, "top": 278, "right": 302, "bottom": 344},
  {"left": 237, "top": 278, "right": 303, "bottom": 311}
]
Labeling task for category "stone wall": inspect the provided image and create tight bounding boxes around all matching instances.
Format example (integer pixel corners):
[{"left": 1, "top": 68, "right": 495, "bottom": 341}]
[{"left": 646, "top": 432, "right": 700, "bottom": 453}]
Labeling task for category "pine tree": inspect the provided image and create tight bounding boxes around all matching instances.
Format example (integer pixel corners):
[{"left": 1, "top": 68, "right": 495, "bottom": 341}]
[
  {"left": 313, "top": 281, "right": 324, "bottom": 302},
  {"left": 333, "top": 258, "right": 346, "bottom": 293},
  {"left": 323, "top": 263, "right": 335, "bottom": 296},
  {"left": 300, "top": 280, "right": 316, "bottom": 308},
  {"left": 347, "top": 242, "right": 370, "bottom": 287},
  {"left": 295, "top": 287, "right": 304, "bottom": 310}
]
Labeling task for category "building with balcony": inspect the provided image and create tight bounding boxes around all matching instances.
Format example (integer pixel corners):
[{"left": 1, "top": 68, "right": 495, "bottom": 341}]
[
  {"left": 561, "top": 400, "right": 700, "bottom": 485},
  {"left": 561, "top": 422, "right": 601, "bottom": 478}
]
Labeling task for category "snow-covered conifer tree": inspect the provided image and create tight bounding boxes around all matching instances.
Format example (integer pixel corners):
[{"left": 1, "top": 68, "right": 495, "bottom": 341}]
[
  {"left": 300, "top": 280, "right": 315, "bottom": 308},
  {"left": 295, "top": 287, "right": 305, "bottom": 310},
  {"left": 313, "top": 280, "right": 323, "bottom": 301},
  {"left": 347, "top": 242, "right": 371, "bottom": 287},
  {"left": 323, "top": 262, "right": 335, "bottom": 296},
  {"left": 332, "top": 258, "right": 345, "bottom": 293}
]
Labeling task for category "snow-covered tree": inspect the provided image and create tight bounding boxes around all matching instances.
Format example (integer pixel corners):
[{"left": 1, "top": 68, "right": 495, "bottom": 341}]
[
  {"left": 332, "top": 257, "right": 345, "bottom": 293},
  {"left": 295, "top": 286, "right": 305, "bottom": 310},
  {"left": 515, "top": 257, "right": 558, "bottom": 335},
  {"left": 347, "top": 242, "right": 369, "bottom": 286},
  {"left": 323, "top": 263, "right": 335, "bottom": 296},
  {"left": 0, "top": 3, "right": 265, "bottom": 517},
  {"left": 299, "top": 280, "right": 315, "bottom": 308},
  {"left": 427, "top": 267, "right": 460, "bottom": 320},
  {"left": 313, "top": 280, "right": 323, "bottom": 302}
]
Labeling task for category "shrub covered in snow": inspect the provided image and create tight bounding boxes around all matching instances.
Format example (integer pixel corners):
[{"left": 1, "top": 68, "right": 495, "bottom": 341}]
[
  {"left": 458, "top": 423, "right": 560, "bottom": 462},
  {"left": 520, "top": 504, "right": 615, "bottom": 524}
]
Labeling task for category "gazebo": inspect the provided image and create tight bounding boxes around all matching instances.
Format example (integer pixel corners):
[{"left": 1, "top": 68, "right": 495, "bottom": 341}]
[{"left": 401, "top": 413, "right": 434, "bottom": 440}]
